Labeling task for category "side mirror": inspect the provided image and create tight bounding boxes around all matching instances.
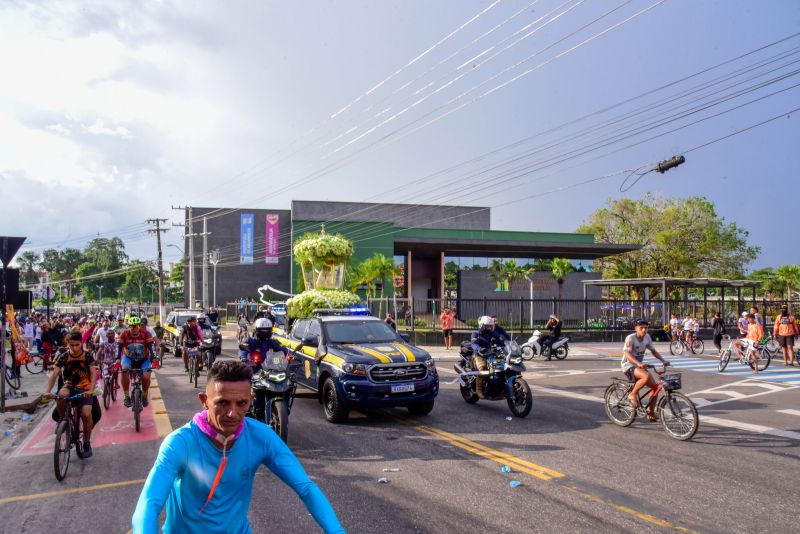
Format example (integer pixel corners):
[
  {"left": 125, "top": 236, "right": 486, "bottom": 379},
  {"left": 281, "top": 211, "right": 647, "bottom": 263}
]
[
  {"left": 302, "top": 335, "right": 319, "bottom": 347},
  {"left": 399, "top": 333, "right": 410, "bottom": 343}
]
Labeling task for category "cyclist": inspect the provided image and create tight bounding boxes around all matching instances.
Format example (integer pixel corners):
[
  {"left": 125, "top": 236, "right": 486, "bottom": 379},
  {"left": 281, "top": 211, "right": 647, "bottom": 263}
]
[
  {"left": 179, "top": 315, "right": 204, "bottom": 374},
  {"left": 237, "top": 314, "right": 251, "bottom": 342},
  {"left": 734, "top": 313, "right": 764, "bottom": 374},
  {"left": 41, "top": 331, "right": 98, "bottom": 458},
  {"left": 682, "top": 315, "right": 696, "bottom": 346},
  {"left": 118, "top": 316, "right": 156, "bottom": 407},
  {"left": 100, "top": 329, "right": 120, "bottom": 389},
  {"left": 470, "top": 316, "right": 505, "bottom": 399},
  {"left": 132, "top": 360, "right": 344, "bottom": 534},
  {"left": 141, "top": 317, "right": 161, "bottom": 368},
  {"left": 668, "top": 314, "right": 679, "bottom": 341},
  {"left": 621, "top": 319, "right": 670, "bottom": 421},
  {"left": 774, "top": 306, "right": 799, "bottom": 366},
  {"left": 113, "top": 316, "right": 127, "bottom": 334}
]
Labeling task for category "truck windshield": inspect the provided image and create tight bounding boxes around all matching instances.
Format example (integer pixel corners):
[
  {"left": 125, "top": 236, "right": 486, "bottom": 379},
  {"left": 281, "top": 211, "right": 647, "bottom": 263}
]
[{"left": 324, "top": 320, "right": 399, "bottom": 344}]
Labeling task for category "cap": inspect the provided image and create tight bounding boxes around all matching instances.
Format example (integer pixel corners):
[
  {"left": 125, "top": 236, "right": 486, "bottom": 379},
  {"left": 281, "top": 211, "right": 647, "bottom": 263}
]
[{"left": 635, "top": 319, "right": 650, "bottom": 326}]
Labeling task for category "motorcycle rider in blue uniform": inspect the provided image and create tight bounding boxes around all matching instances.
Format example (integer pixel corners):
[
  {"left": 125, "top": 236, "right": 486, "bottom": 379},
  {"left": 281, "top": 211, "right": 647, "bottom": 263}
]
[
  {"left": 470, "top": 316, "right": 505, "bottom": 399},
  {"left": 239, "top": 318, "right": 287, "bottom": 364}
]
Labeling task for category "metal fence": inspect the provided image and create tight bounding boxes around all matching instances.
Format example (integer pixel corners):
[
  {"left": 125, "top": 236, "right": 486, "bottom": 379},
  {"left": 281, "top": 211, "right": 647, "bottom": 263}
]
[
  {"left": 50, "top": 303, "right": 183, "bottom": 320},
  {"left": 366, "top": 297, "right": 800, "bottom": 333}
]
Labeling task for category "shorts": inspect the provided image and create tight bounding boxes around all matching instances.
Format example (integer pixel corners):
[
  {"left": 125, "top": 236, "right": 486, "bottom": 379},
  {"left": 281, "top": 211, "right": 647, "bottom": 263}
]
[
  {"left": 624, "top": 368, "right": 637, "bottom": 381},
  {"left": 777, "top": 335, "right": 795, "bottom": 348},
  {"left": 61, "top": 385, "right": 94, "bottom": 408},
  {"left": 121, "top": 357, "right": 151, "bottom": 372},
  {"left": 443, "top": 329, "right": 453, "bottom": 337}
]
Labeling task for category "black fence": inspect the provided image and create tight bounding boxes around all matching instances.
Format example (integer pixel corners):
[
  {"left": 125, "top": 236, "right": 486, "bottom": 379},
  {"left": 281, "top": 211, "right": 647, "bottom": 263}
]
[{"left": 366, "top": 297, "right": 800, "bottom": 333}]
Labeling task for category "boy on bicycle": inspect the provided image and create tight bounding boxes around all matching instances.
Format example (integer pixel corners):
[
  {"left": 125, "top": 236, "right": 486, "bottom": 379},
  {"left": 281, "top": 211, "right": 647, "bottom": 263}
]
[
  {"left": 100, "top": 329, "right": 120, "bottom": 389},
  {"left": 622, "top": 320, "right": 670, "bottom": 421},
  {"left": 734, "top": 313, "right": 764, "bottom": 374}
]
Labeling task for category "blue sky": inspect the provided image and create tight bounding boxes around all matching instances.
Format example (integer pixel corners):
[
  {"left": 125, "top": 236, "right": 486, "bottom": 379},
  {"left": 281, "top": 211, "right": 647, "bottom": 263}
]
[{"left": 2, "top": 0, "right": 798, "bottom": 270}]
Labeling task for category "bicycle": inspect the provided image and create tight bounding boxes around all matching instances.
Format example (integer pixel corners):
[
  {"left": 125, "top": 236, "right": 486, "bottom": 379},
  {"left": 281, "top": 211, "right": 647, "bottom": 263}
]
[
  {"left": 102, "top": 361, "right": 120, "bottom": 410},
  {"left": 52, "top": 391, "right": 90, "bottom": 481},
  {"left": 604, "top": 363, "right": 699, "bottom": 441},
  {"left": 186, "top": 346, "right": 201, "bottom": 388},
  {"left": 669, "top": 330, "right": 704, "bottom": 355},
  {"left": 237, "top": 325, "right": 248, "bottom": 343},
  {"left": 4, "top": 360, "right": 21, "bottom": 390},
  {"left": 718, "top": 335, "right": 771, "bottom": 372},
  {"left": 123, "top": 369, "right": 145, "bottom": 432}
]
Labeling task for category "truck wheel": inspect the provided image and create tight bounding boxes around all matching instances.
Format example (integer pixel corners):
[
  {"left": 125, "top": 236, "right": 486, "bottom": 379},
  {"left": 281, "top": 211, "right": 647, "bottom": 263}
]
[
  {"left": 407, "top": 399, "right": 435, "bottom": 415},
  {"left": 322, "top": 377, "right": 348, "bottom": 423}
]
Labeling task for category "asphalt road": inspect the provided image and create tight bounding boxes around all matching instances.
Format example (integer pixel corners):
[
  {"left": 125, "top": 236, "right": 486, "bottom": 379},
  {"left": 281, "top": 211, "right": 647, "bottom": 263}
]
[{"left": 0, "top": 338, "right": 797, "bottom": 533}]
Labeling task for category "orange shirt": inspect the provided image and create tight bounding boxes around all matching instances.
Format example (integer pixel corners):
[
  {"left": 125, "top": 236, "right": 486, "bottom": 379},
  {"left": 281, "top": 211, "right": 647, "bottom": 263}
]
[
  {"left": 440, "top": 311, "right": 454, "bottom": 330},
  {"left": 774, "top": 314, "right": 798, "bottom": 336},
  {"left": 746, "top": 322, "right": 764, "bottom": 343}
]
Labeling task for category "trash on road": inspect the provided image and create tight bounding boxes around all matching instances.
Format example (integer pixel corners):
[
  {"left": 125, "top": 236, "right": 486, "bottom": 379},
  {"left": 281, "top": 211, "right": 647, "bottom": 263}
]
[
  {"left": 505, "top": 416, "right": 513, "bottom": 421},
  {"left": 509, "top": 480, "right": 521, "bottom": 488},
  {"left": 21, "top": 414, "right": 32, "bottom": 422},
  {"left": 378, "top": 477, "right": 390, "bottom": 484},
  {"left": 382, "top": 468, "right": 401, "bottom": 472},
  {"left": 501, "top": 465, "right": 511, "bottom": 473}
]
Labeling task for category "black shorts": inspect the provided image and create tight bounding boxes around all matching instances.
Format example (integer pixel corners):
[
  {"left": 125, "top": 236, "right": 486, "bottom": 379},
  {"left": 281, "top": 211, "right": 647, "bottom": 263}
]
[
  {"left": 624, "top": 368, "right": 637, "bottom": 381},
  {"left": 443, "top": 329, "right": 453, "bottom": 337},
  {"left": 777, "top": 335, "right": 795, "bottom": 347}
]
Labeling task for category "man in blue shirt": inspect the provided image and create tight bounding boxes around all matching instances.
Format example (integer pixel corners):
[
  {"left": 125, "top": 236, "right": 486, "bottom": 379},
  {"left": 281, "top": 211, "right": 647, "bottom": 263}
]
[
  {"left": 470, "top": 316, "right": 505, "bottom": 399},
  {"left": 132, "top": 360, "right": 344, "bottom": 533}
]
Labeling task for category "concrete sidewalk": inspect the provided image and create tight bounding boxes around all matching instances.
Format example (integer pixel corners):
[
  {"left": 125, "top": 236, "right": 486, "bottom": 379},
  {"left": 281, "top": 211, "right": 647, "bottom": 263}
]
[{"left": 0, "top": 359, "right": 52, "bottom": 456}]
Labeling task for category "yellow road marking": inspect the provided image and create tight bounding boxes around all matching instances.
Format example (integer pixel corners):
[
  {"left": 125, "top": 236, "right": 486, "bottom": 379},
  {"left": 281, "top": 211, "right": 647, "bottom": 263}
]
[
  {"left": 150, "top": 372, "right": 173, "bottom": 437},
  {"left": 397, "top": 416, "right": 696, "bottom": 532},
  {"left": 0, "top": 479, "right": 145, "bottom": 505}
]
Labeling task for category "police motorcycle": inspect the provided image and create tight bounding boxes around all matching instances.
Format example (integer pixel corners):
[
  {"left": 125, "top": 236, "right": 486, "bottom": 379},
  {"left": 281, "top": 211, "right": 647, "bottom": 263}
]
[
  {"left": 520, "top": 330, "right": 570, "bottom": 361},
  {"left": 455, "top": 337, "right": 533, "bottom": 418},
  {"left": 239, "top": 319, "right": 297, "bottom": 443}
]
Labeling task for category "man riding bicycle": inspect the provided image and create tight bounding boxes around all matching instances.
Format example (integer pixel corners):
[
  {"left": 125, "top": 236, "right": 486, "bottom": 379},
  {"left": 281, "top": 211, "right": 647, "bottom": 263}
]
[
  {"left": 180, "top": 315, "right": 204, "bottom": 373},
  {"left": 734, "top": 313, "right": 765, "bottom": 374},
  {"left": 621, "top": 320, "right": 670, "bottom": 421},
  {"left": 117, "top": 316, "right": 155, "bottom": 408}
]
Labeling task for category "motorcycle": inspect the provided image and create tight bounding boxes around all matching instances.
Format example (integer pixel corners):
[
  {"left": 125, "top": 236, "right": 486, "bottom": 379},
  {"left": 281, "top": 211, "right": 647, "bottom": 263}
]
[
  {"left": 520, "top": 330, "right": 569, "bottom": 361},
  {"left": 240, "top": 346, "right": 297, "bottom": 443},
  {"left": 201, "top": 330, "right": 217, "bottom": 369},
  {"left": 454, "top": 339, "right": 532, "bottom": 418}
]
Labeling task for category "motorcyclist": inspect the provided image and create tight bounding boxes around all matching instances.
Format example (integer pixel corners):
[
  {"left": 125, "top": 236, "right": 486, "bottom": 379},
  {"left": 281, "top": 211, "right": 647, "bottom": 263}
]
[
  {"left": 539, "top": 314, "right": 562, "bottom": 358},
  {"left": 470, "top": 316, "right": 505, "bottom": 399},
  {"left": 239, "top": 318, "right": 288, "bottom": 366},
  {"left": 255, "top": 305, "right": 276, "bottom": 323},
  {"left": 490, "top": 315, "right": 511, "bottom": 341}
]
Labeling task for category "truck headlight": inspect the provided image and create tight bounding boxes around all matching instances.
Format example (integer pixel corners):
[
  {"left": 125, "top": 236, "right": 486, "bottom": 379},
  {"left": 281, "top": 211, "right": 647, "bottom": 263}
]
[{"left": 342, "top": 363, "right": 369, "bottom": 375}]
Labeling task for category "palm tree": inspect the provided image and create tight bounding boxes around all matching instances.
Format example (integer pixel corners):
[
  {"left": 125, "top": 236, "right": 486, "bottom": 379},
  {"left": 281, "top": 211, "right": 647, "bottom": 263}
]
[
  {"left": 775, "top": 265, "right": 800, "bottom": 311},
  {"left": 348, "top": 261, "right": 377, "bottom": 299},
  {"left": 16, "top": 251, "right": 40, "bottom": 285},
  {"left": 368, "top": 253, "right": 400, "bottom": 315},
  {"left": 550, "top": 257, "right": 574, "bottom": 303}
]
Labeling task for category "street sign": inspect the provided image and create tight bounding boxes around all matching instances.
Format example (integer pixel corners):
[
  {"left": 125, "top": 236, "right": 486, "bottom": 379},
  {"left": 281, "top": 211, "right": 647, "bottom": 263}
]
[
  {"left": 0, "top": 236, "right": 25, "bottom": 266},
  {"left": 41, "top": 286, "right": 56, "bottom": 299}
]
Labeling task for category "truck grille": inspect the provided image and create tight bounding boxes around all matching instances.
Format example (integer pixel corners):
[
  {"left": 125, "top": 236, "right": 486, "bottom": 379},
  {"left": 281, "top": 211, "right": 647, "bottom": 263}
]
[{"left": 369, "top": 363, "right": 428, "bottom": 383}]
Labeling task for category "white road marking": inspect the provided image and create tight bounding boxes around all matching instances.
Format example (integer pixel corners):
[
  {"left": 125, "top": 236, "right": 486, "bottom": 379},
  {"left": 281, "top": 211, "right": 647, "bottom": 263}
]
[
  {"left": 536, "top": 386, "right": 603, "bottom": 403},
  {"left": 777, "top": 409, "right": 800, "bottom": 417}
]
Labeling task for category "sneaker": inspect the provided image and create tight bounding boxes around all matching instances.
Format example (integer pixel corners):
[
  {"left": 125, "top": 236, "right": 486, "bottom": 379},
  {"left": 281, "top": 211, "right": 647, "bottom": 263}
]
[
  {"left": 123, "top": 396, "right": 131, "bottom": 408},
  {"left": 142, "top": 397, "right": 149, "bottom": 407},
  {"left": 82, "top": 442, "right": 93, "bottom": 458}
]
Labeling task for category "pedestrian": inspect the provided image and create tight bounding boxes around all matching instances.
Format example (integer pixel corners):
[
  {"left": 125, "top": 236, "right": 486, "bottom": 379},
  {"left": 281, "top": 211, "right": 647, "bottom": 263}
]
[
  {"left": 439, "top": 306, "right": 455, "bottom": 350},
  {"left": 737, "top": 312, "right": 749, "bottom": 338},
  {"left": 23, "top": 317, "right": 35, "bottom": 350},
  {"left": 711, "top": 312, "right": 726, "bottom": 353},
  {"left": 132, "top": 360, "right": 344, "bottom": 534},
  {"left": 773, "top": 306, "right": 799, "bottom": 366},
  {"left": 385, "top": 313, "right": 396, "bottom": 331}
]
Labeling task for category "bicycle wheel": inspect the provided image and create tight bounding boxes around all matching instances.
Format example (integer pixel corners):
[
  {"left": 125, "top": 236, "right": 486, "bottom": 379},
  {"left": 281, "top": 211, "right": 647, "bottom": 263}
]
[
  {"left": 74, "top": 414, "right": 85, "bottom": 459},
  {"left": 604, "top": 383, "right": 635, "bottom": 427},
  {"left": 133, "top": 387, "right": 142, "bottom": 432},
  {"left": 188, "top": 357, "right": 194, "bottom": 384},
  {"left": 53, "top": 420, "right": 71, "bottom": 481},
  {"left": 25, "top": 354, "right": 45, "bottom": 374},
  {"left": 103, "top": 379, "right": 111, "bottom": 410},
  {"left": 690, "top": 339, "right": 704, "bottom": 354},
  {"left": 669, "top": 341, "right": 684, "bottom": 356},
  {"left": 193, "top": 359, "right": 199, "bottom": 389},
  {"left": 658, "top": 392, "right": 698, "bottom": 441},
  {"left": 750, "top": 348, "right": 771, "bottom": 372},
  {"left": 719, "top": 349, "right": 731, "bottom": 372},
  {"left": 111, "top": 377, "right": 118, "bottom": 401},
  {"left": 5, "top": 367, "right": 20, "bottom": 390}
]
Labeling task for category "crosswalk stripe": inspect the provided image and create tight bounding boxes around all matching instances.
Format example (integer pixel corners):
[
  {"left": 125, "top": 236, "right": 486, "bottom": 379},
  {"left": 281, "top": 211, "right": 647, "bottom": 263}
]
[{"left": 638, "top": 356, "right": 800, "bottom": 385}]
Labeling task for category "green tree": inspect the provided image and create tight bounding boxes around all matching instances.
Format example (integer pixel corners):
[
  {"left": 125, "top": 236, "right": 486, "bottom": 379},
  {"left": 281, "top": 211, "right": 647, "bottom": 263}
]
[
  {"left": 444, "top": 261, "right": 459, "bottom": 289},
  {"left": 578, "top": 195, "right": 759, "bottom": 282},
  {"left": 15, "top": 251, "right": 40, "bottom": 284},
  {"left": 550, "top": 257, "right": 575, "bottom": 301},
  {"left": 167, "top": 260, "right": 185, "bottom": 302},
  {"left": 348, "top": 261, "right": 378, "bottom": 299},
  {"left": 775, "top": 265, "right": 800, "bottom": 302},
  {"left": 120, "top": 260, "right": 156, "bottom": 302},
  {"left": 75, "top": 237, "right": 128, "bottom": 299},
  {"left": 748, "top": 268, "right": 783, "bottom": 299}
]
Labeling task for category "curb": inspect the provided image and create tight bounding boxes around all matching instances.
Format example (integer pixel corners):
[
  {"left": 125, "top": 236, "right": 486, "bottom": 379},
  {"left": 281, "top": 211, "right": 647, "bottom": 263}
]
[{"left": 149, "top": 372, "right": 173, "bottom": 438}]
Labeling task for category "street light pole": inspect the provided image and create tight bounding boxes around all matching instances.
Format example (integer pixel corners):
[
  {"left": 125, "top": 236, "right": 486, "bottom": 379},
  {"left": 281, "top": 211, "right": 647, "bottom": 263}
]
[
  {"left": 97, "top": 284, "right": 103, "bottom": 301},
  {"left": 209, "top": 249, "right": 220, "bottom": 308}
]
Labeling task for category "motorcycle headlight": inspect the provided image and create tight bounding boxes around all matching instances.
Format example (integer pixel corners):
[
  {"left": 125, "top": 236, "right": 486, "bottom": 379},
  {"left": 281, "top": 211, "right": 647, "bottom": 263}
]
[
  {"left": 268, "top": 371, "right": 287, "bottom": 382},
  {"left": 509, "top": 356, "right": 523, "bottom": 365}
]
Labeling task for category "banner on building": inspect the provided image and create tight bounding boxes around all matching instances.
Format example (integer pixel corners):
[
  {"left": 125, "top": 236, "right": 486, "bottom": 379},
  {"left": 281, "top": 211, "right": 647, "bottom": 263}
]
[
  {"left": 265, "top": 214, "right": 280, "bottom": 265},
  {"left": 240, "top": 213, "right": 254, "bottom": 265}
]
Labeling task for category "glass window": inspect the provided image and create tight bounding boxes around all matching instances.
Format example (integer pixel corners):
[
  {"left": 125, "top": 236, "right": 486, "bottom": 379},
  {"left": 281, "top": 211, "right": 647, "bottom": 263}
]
[
  {"left": 324, "top": 320, "right": 399, "bottom": 344},
  {"left": 307, "top": 320, "right": 321, "bottom": 339},
  {"left": 292, "top": 320, "right": 308, "bottom": 340}
]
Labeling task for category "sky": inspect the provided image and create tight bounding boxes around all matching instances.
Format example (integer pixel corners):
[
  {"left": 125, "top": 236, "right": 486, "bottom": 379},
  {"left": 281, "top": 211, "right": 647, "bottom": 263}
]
[{"left": 2, "top": 0, "right": 799, "bottom": 272}]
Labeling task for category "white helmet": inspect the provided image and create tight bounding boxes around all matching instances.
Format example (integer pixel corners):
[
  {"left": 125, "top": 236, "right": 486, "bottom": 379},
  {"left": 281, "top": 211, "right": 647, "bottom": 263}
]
[
  {"left": 741, "top": 311, "right": 748, "bottom": 318},
  {"left": 254, "top": 318, "right": 273, "bottom": 329},
  {"left": 478, "top": 316, "right": 494, "bottom": 328}
]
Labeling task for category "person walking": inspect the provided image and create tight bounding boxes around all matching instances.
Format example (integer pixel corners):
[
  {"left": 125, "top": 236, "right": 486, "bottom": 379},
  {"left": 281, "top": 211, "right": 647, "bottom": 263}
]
[
  {"left": 773, "top": 306, "right": 799, "bottom": 366},
  {"left": 385, "top": 313, "right": 396, "bottom": 332},
  {"left": 439, "top": 307, "right": 456, "bottom": 350},
  {"left": 711, "top": 312, "right": 726, "bottom": 354}
]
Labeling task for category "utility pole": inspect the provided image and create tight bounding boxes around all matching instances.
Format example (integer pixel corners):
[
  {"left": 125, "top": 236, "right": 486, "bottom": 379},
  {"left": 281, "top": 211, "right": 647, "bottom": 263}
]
[
  {"left": 209, "top": 249, "right": 220, "bottom": 308},
  {"left": 172, "top": 206, "right": 194, "bottom": 308},
  {"left": 202, "top": 217, "right": 210, "bottom": 309},
  {"left": 147, "top": 218, "right": 168, "bottom": 323}
]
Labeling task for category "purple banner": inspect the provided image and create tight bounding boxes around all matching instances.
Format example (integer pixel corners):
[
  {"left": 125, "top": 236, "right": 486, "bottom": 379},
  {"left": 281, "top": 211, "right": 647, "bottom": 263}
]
[{"left": 265, "top": 213, "right": 279, "bottom": 265}]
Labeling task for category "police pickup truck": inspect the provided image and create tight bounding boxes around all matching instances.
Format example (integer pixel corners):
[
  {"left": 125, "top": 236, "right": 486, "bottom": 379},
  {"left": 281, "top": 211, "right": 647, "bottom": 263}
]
[{"left": 275, "top": 308, "right": 439, "bottom": 423}]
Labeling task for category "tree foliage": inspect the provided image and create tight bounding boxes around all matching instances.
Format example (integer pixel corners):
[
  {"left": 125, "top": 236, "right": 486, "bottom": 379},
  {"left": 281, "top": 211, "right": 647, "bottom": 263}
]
[
  {"left": 16, "top": 251, "right": 40, "bottom": 284},
  {"left": 287, "top": 289, "right": 361, "bottom": 319},
  {"left": 578, "top": 195, "right": 759, "bottom": 281}
]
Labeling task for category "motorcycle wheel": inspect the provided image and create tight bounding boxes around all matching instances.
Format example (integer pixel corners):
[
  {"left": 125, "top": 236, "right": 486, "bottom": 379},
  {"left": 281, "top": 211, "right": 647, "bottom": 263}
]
[
  {"left": 459, "top": 382, "right": 479, "bottom": 404},
  {"left": 270, "top": 400, "right": 289, "bottom": 443},
  {"left": 553, "top": 345, "right": 568, "bottom": 360},
  {"left": 521, "top": 346, "right": 534, "bottom": 361},
  {"left": 506, "top": 377, "right": 532, "bottom": 418}
]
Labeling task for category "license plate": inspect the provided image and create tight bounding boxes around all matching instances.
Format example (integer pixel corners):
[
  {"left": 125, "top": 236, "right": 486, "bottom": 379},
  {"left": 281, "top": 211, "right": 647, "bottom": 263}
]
[{"left": 391, "top": 384, "right": 415, "bottom": 393}]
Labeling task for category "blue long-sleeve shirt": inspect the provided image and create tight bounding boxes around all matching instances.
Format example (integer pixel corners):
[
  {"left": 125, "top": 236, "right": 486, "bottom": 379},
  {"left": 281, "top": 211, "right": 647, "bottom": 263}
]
[
  {"left": 470, "top": 329, "right": 505, "bottom": 356},
  {"left": 238, "top": 337, "right": 287, "bottom": 360},
  {"left": 132, "top": 418, "right": 345, "bottom": 534}
]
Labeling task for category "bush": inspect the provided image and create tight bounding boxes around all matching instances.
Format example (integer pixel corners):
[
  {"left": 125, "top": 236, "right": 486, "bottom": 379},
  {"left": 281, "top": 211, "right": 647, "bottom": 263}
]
[{"left": 287, "top": 289, "right": 361, "bottom": 318}]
